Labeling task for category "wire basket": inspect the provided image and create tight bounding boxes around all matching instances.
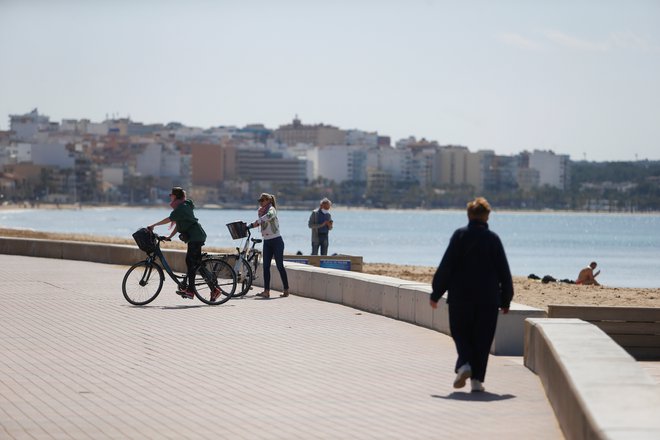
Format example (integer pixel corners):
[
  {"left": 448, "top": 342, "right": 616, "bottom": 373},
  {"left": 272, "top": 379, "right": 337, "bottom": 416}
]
[
  {"left": 226, "top": 221, "right": 248, "bottom": 239},
  {"left": 132, "top": 228, "right": 157, "bottom": 253}
]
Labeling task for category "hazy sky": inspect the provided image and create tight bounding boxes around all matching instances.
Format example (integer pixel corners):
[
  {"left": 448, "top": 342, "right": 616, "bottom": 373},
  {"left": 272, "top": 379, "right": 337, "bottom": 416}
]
[{"left": 1, "top": 0, "right": 659, "bottom": 161}]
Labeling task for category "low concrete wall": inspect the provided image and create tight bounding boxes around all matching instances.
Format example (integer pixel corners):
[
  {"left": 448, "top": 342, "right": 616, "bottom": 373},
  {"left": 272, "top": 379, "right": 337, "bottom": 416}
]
[
  {"left": 254, "top": 260, "right": 545, "bottom": 356},
  {"left": 0, "top": 237, "right": 189, "bottom": 272},
  {"left": 525, "top": 318, "right": 660, "bottom": 440},
  {"left": 0, "top": 236, "right": 544, "bottom": 356}
]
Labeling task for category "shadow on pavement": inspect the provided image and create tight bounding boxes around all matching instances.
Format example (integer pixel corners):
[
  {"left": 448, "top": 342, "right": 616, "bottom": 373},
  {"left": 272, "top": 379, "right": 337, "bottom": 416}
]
[
  {"left": 431, "top": 392, "right": 516, "bottom": 402},
  {"left": 120, "top": 304, "right": 236, "bottom": 310}
]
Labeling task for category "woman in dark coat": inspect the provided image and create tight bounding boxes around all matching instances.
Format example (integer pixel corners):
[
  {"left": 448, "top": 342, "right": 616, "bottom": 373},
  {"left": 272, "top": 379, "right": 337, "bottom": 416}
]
[{"left": 430, "top": 197, "right": 514, "bottom": 392}]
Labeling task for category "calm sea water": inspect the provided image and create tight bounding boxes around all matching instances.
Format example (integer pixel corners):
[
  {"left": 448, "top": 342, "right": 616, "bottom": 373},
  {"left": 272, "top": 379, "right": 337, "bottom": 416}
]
[{"left": 1, "top": 207, "right": 659, "bottom": 288}]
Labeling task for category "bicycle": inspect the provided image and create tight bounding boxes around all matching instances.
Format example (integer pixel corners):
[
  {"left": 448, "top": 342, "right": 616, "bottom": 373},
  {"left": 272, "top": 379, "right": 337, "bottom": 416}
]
[
  {"left": 223, "top": 221, "right": 262, "bottom": 298},
  {"left": 122, "top": 229, "right": 237, "bottom": 306}
]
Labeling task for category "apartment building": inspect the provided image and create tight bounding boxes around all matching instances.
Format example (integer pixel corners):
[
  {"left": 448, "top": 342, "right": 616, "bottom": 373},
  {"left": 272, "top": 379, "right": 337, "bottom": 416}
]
[
  {"left": 431, "top": 146, "right": 497, "bottom": 192},
  {"left": 9, "top": 109, "right": 52, "bottom": 140},
  {"left": 528, "top": 150, "right": 571, "bottom": 190},
  {"left": 135, "top": 143, "right": 182, "bottom": 178},
  {"left": 367, "top": 146, "right": 413, "bottom": 182},
  {"left": 236, "top": 147, "right": 308, "bottom": 186},
  {"left": 188, "top": 142, "right": 237, "bottom": 186},
  {"left": 433, "top": 145, "right": 470, "bottom": 186},
  {"left": 274, "top": 117, "right": 345, "bottom": 147},
  {"left": 307, "top": 145, "right": 367, "bottom": 183}
]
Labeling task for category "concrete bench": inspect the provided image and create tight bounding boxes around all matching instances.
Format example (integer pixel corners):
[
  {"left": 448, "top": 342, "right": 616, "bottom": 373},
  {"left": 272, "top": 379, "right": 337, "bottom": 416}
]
[
  {"left": 525, "top": 318, "right": 660, "bottom": 440},
  {"left": 548, "top": 305, "right": 660, "bottom": 360}
]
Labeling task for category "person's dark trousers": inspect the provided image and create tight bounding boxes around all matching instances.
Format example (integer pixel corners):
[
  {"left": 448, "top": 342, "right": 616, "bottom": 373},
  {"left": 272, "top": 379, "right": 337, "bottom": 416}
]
[
  {"left": 448, "top": 302, "right": 499, "bottom": 382},
  {"left": 185, "top": 241, "right": 204, "bottom": 290},
  {"left": 312, "top": 233, "right": 329, "bottom": 255},
  {"left": 262, "top": 236, "right": 289, "bottom": 291},
  {"left": 318, "top": 233, "right": 328, "bottom": 255}
]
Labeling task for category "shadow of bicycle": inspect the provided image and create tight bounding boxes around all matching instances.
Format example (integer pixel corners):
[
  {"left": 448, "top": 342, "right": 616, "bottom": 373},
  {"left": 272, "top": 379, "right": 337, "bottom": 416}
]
[{"left": 121, "top": 304, "right": 235, "bottom": 310}]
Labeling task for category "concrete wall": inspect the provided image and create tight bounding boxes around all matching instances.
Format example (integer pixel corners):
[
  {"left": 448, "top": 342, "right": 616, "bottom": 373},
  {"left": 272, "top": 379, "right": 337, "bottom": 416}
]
[
  {"left": 0, "top": 237, "right": 545, "bottom": 355},
  {"left": 253, "top": 260, "right": 546, "bottom": 356},
  {"left": 525, "top": 318, "right": 660, "bottom": 440},
  {"left": 0, "top": 237, "right": 188, "bottom": 272}
]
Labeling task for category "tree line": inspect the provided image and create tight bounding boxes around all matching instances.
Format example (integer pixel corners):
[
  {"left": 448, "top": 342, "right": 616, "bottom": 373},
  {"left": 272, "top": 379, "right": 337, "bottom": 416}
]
[{"left": 271, "top": 160, "right": 660, "bottom": 211}]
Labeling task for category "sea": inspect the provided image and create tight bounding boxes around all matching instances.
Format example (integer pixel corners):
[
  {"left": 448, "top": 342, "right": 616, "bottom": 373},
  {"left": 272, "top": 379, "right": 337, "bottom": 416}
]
[{"left": 1, "top": 206, "right": 659, "bottom": 289}]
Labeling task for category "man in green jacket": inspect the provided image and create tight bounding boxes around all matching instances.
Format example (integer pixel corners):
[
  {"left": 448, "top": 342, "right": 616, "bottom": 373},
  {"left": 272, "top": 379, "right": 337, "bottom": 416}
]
[{"left": 149, "top": 187, "right": 214, "bottom": 300}]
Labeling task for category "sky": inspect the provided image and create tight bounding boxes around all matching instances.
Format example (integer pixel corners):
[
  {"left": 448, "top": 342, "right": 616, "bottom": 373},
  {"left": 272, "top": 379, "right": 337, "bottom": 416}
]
[{"left": 1, "top": 0, "right": 659, "bottom": 161}]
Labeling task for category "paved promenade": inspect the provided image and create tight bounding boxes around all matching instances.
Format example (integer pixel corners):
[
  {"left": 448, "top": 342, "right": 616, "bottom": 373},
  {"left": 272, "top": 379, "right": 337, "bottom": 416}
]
[{"left": 0, "top": 255, "right": 562, "bottom": 439}]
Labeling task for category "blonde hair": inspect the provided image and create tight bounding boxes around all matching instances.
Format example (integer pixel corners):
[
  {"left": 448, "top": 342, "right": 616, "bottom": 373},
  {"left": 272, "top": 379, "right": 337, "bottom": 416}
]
[
  {"left": 259, "top": 192, "right": 277, "bottom": 208},
  {"left": 467, "top": 197, "right": 491, "bottom": 221}
]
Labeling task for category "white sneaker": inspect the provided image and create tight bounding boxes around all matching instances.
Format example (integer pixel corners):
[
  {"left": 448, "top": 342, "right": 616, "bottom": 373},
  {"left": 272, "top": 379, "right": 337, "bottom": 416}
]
[
  {"left": 453, "top": 363, "right": 472, "bottom": 389},
  {"left": 470, "top": 379, "right": 485, "bottom": 392}
]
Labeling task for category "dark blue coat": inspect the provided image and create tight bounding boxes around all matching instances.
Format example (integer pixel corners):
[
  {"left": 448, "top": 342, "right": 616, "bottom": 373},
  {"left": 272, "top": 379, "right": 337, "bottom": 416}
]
[{"left": 431, "top": 220, "right": 514, "bottom": 308}]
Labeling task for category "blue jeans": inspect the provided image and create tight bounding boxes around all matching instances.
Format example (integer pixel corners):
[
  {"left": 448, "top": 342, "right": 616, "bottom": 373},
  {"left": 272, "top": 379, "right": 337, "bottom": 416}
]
[
  {"left": 312, "top": 233, "right": 329, "bottom": 255},
  {"left": 262, "top": 236, "right": 289, "bottom": 291}
]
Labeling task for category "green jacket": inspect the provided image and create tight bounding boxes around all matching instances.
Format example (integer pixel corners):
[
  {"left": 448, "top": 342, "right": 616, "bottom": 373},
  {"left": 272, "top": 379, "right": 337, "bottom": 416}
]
[{"left": 169, "top": 200, "right": 206, "bottom": 243}]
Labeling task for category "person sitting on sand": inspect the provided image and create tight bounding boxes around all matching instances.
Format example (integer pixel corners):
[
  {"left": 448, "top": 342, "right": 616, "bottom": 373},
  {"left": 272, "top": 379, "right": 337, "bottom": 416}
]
[{"left": 576, "top": 261, "right": 600, "bottom": 286}]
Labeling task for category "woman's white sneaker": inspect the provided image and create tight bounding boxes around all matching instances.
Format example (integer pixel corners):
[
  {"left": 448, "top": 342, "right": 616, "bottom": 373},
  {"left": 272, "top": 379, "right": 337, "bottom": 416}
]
[
  {"left": 470, "top": 379, "right": 485, "bottom": 392},
  {"left": 453, "top": 363, "right": 472, "bottom": 388}
]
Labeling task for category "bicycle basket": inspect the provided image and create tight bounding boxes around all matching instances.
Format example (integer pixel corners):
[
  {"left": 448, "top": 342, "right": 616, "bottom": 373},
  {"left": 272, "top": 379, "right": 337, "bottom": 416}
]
[
  {"left": 226, "top": 221, "right": 248, "bottom": 239},
  {"left": 132, "top": 228, "right": 157, "bottom": 253}
]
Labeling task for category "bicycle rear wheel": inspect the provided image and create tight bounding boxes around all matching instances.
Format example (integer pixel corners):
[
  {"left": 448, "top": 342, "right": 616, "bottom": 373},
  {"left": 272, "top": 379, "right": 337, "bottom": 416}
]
[
  {"left": 250, "top": 250, "right": 261, "bottom": 280},
  {"left": 225, "top": 255, "right": 253, "bottom": 297},
  {"left": 194, "top": 258, "right": 236, "bottom": 305},
  {"left": 122, "top": 261, "right": 164, "bottom": 305}
]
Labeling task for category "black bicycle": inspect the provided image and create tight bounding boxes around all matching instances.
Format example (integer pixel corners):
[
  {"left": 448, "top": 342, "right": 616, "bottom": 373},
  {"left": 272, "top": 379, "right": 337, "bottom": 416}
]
[{"left": 122, "top": 229, "right": 237, "bottom": 306}]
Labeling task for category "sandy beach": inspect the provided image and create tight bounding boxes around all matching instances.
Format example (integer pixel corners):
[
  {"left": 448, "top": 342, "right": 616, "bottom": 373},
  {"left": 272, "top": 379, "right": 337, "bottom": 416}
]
[
  {"left": 362, "top": 262, "right": 660, "bottom": 311},
  {"left": 1, "top": 226, "right": 659, "bottom": 311}
]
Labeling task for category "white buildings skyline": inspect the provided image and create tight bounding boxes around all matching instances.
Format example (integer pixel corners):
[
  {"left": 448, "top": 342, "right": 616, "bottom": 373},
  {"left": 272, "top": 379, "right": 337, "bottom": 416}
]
[{"left": 1, "top": 108, "right": 573, "bottom": 204}]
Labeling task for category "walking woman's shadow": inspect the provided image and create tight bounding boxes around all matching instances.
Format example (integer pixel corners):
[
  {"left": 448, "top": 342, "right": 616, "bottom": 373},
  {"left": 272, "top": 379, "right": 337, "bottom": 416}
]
[{"left": 432, "top": 391, "right": 516, "bottom": 402}]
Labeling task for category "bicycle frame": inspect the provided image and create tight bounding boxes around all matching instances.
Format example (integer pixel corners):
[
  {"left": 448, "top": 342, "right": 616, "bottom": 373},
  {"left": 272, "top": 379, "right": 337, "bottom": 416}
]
[
  {"left": 150, "top": 236, "right": 186, "bottom": 287},
  {"left": 233, "top": 228, "right": 261, "bottom": 275}
]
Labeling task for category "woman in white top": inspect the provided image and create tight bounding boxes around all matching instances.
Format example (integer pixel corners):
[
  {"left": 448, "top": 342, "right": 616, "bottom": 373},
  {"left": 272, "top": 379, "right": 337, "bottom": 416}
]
[{"left": 248, "top": 193, "right": 289, "bottom": 299}]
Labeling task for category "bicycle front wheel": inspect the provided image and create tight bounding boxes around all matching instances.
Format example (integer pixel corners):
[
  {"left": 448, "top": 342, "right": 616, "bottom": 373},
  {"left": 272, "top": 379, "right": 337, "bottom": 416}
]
[
  {"left": 225, "top": 255, "right": 253, "bottom": 297},
  {"left": 122, "top": 261, "right": 164, "bottom": 305},
  {"left": 194, "top": 258, "right": 236, "bottom": 305}
]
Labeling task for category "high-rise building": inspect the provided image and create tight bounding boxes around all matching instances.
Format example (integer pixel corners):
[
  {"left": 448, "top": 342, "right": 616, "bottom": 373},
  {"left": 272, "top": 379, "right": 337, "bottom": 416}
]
[{"left": 528, "top": 150, "right": 571, "bottom": 190}]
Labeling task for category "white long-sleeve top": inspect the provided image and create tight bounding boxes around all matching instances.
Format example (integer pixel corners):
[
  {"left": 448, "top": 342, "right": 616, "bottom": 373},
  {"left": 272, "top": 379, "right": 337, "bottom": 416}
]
[{"left": 253, "top": 206, "right": 281, "bottom": 240}]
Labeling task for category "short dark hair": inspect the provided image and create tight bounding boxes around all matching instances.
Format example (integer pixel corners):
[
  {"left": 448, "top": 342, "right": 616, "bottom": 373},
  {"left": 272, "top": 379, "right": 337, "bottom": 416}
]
[{"left": 171, "top": 187, "right": 185, "bottom": 200}]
